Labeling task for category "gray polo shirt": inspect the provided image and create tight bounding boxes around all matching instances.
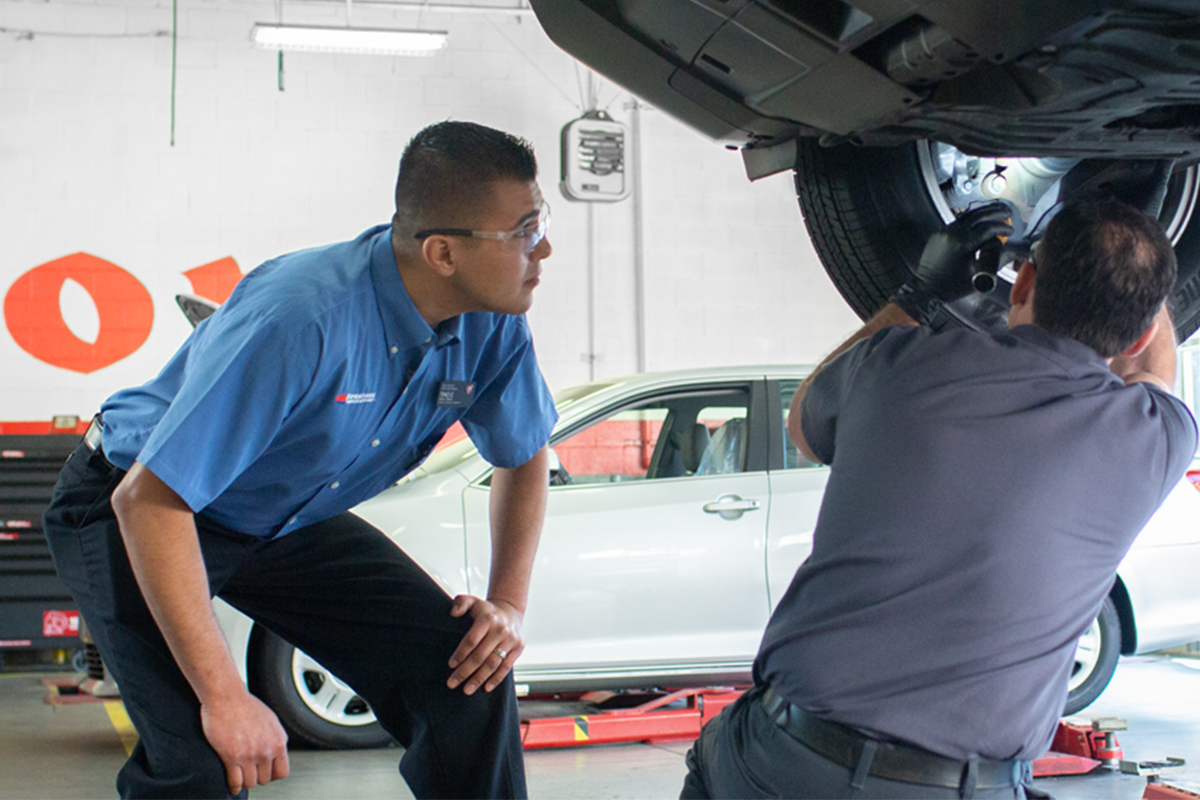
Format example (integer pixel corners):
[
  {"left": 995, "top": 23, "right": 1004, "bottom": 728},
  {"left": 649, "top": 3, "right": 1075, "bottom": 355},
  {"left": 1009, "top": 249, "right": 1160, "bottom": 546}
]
[{"left": 754, "top": 323, "right": 1196, "bottom": 761}]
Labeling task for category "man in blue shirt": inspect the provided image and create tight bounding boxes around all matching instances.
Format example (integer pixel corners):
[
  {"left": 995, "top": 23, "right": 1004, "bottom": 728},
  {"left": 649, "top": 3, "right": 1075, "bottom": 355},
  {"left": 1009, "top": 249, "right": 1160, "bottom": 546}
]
[
  {"left": 681, "top": 199, "right": 1196, "bottom": 798},
  {"left": 44, "top": 121, "right": 558, "bottom": 799}
]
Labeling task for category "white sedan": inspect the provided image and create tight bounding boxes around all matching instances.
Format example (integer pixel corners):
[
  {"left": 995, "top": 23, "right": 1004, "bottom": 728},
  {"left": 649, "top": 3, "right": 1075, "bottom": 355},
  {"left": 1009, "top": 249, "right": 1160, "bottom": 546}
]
[{"left": 214, "top": 365, "right": 1200, "bottom": 748}]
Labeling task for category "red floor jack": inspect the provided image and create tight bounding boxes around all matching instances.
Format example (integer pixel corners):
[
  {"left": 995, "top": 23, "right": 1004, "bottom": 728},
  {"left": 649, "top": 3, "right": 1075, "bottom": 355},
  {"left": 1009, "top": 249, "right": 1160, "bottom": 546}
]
[
  {"left": 520, "top": 687, "right": 744, "bottom": 748},
  {"left": 1121, "top": 758, "right": 1194, "bottom": 799},
  {"left": 1028, "top": 717, "right": 1194, "bottom": 799},
  {"left": 1032, "top": 717, "right": 1126, "bottom": 776},
  {"left": 1140, "top": 779, "right": 1200, "bottom": 800}
]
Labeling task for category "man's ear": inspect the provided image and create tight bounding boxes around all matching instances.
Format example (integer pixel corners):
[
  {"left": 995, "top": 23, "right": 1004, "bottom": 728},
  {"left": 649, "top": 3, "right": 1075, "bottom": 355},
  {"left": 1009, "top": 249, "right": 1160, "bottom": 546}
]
[
  {"left": 1009, "top": 261, "right": 1036, "bottom": 306},
  {"left": 420, "top": 236, "right": 458, "bottom": 277},
  {"left": 1121, "top": 319, "right": 1160, "bottom": 358}
]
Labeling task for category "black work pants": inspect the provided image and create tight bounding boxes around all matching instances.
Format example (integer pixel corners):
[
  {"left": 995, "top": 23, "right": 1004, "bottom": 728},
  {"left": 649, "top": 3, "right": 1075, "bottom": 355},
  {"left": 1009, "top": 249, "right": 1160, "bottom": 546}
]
[
  {"left": 44, "top": 440, "right": 527, "bottom": 799},
  {"left": 680, "top": 687, "right": 1030, "bottom": 800}
]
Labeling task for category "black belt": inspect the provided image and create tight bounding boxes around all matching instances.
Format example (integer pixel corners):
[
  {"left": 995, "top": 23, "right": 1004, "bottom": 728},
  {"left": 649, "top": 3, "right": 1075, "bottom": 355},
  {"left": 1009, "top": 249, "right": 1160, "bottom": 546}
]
[{"left": 761, "top": 687, "right": 1019, "bottom": 792}]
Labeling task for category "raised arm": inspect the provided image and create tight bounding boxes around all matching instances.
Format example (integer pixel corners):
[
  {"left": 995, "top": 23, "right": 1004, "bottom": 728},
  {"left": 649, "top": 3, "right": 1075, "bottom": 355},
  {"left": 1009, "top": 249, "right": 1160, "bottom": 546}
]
[
  {"left": 790, "top": 203, "right": 1013, "bottom": 462},
  {"left": 791, "top": 203, "right": 1012, "bottom": 462},
  {"left": 111, "top": 463, "right": 289, "bottom": 795},
  {"left": 789, "top": 303, "right": 915, "bottom": 463}
]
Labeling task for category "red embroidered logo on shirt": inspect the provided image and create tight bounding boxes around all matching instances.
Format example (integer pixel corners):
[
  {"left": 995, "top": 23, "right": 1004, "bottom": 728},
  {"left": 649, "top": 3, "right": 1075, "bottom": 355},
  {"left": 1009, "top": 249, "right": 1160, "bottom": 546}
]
[{"left": 336, "top": 393, "right": 376, "bottom": 405}]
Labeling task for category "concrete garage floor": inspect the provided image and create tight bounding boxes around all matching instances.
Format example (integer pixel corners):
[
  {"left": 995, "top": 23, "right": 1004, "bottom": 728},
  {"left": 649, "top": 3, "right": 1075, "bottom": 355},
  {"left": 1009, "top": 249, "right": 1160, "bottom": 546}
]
[{"left": 2, "top": 655, "right": 1199, "bottom": 799}]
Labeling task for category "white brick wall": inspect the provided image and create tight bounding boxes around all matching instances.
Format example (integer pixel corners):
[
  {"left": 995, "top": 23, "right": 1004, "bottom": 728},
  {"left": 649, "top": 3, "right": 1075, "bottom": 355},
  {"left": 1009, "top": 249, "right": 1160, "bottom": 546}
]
[{"left": 0, "top": 0, "right": 859, "bottom": 420}]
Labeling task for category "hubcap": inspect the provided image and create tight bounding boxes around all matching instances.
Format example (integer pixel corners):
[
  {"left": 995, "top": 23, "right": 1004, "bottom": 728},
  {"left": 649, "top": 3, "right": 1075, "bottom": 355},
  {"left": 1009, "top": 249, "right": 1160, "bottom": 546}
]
[{"left": 290, "top": 649, "right": 379, "bottom": 727}]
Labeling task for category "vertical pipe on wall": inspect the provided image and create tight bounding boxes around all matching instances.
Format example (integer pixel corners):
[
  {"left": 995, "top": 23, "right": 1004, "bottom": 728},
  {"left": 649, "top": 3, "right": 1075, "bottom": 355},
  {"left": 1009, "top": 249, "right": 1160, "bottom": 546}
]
[
  {"left": 630, "top": 99, "right": 647, "bottom": 373},
  {"left": 586, "top": 201, "right": 596, "bottom": 382},
  {"left": 583, "top": 72, "right": 600, "bottom": 381}
]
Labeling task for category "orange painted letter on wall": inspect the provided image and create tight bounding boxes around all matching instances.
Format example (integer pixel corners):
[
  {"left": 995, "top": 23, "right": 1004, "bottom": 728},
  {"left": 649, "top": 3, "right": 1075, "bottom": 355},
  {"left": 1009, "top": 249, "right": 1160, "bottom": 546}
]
[
  {"left": 4, "top": 253, "right": 154, "bottom": 374},
  {"left": 183, "top": 257, "right": 244, "bottom": 305}
]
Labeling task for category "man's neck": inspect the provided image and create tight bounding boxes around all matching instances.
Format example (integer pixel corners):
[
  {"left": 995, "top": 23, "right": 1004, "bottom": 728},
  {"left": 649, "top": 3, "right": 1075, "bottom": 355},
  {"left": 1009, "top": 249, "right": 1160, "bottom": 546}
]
[{"left": 395, "top": 252, "right": 459, "bottom": 330}]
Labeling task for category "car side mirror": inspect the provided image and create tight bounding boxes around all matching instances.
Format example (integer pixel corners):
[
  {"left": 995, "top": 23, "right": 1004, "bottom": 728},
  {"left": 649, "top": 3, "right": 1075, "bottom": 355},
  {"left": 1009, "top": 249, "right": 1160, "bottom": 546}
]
[{"left": 176, "top": 293, "right": 219, "bottom": 328}]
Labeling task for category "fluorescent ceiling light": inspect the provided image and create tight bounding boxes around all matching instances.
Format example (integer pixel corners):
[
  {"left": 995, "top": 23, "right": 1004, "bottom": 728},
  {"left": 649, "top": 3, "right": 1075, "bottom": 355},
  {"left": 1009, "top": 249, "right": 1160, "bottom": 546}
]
[{"left": 251, "top": 23, "right": 448, "bottom": 56}]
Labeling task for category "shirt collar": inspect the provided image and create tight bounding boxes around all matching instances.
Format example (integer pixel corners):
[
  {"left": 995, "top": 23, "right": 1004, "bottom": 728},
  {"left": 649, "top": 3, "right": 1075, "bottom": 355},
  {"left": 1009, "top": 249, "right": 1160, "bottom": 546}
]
[
  {"left": 1007, "top": 324, "right": 1113, "bottom": 376},
  {"left": 368, "top": 226, "right": 462, "bottom": 356}
]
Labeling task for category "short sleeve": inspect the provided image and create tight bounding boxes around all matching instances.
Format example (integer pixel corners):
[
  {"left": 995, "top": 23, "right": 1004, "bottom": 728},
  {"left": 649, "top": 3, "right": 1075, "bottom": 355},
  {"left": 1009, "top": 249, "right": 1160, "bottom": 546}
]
[
  {"left": 460, "top": 319, "right": 557, "bottom": 469},
  {"left": 136, "top": 310, "right": 319, "bottom": 512},
  {"left": 1144, "top": 384, "right": 1199, "bottom": 501},
  {"left": 800, "top": 329, "right": 898, "bottom": 465}
]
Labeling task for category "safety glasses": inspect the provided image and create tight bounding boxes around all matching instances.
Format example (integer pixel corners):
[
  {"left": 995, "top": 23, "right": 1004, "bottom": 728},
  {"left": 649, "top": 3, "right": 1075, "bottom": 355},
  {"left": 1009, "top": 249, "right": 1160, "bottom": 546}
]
[{"left": 414, "top": 201, "right": 550, "bottom": 254}]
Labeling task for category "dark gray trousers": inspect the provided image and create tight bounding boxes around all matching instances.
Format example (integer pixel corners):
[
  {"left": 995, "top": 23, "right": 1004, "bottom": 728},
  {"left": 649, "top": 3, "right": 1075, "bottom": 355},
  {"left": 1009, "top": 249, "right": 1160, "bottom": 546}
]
[
  {"left": 44, "top": 439, "right": 527, "bottom": 799},
  {"left": 681, "top": 686, "right": 1031, "bottom": 800}
]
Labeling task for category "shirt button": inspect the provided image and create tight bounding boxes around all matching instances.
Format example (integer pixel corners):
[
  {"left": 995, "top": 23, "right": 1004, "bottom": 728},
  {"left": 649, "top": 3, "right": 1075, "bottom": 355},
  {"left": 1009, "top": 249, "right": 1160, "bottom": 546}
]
[
  {"left": 389, "top": 345, "right": 398, "bottom": 355},
  {"left": 330, "top": 481, "right": 340, "bottom": 489},
  {"left": 371, "top": 439, "right": 381, "bottom": 447},
  {"left": 288, "top": 517, "right": 297, "bottom": 525},
  {"left": 424, "top": 336, "right": 432, "bottom": 344}
]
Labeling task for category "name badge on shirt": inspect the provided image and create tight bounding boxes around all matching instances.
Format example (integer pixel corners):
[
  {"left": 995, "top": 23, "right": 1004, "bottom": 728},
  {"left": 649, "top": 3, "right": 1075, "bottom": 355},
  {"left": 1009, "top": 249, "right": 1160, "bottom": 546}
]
[{"left": 437, "top": 381, "right": 476, "bottom": 408}]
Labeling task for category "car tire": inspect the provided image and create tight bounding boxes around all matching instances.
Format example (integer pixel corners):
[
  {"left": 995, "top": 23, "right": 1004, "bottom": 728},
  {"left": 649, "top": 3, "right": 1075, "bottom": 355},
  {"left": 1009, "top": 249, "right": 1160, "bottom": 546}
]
[
  {"left": 793, "top": 138, "right": 1200, "bottom": 341},
  {"left": 1063, "top": 596, "right": 1122, "bottom": 717},
  {"left": 247, "top": 627, "right": 393, "bottom": 750}
]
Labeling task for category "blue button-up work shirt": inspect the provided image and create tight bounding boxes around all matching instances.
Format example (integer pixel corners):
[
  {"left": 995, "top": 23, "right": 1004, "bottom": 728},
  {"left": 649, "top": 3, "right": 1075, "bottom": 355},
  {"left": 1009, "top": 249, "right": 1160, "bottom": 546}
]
[{"left": 100, "top": 225, "right": 557, "bottom": 539}]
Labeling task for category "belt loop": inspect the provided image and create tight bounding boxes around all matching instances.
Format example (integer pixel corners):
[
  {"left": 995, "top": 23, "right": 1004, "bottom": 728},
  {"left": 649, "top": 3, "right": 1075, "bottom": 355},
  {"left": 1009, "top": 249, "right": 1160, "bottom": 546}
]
[
  {"left": 849, "top": 739, "right": 877, "bottom": 791},
  {"left": 960, "top": 757, "right": 978, "bottom": 799}
]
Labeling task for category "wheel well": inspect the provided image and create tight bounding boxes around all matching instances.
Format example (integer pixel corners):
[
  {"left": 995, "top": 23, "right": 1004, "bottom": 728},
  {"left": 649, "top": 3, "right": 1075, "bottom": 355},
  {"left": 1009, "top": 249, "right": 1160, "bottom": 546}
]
[
  {"left": 245, "top": 623, "right": 271, "bottom": 696},
  {"left": 1110, "top": 578, "right": 1137, "bottom": 655}
]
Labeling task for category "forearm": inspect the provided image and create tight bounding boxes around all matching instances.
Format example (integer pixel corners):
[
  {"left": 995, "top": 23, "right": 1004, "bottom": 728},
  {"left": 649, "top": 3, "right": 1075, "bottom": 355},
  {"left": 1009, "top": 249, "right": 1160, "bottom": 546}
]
[
  {"left": 112, "top": 463, "right": 244, "bottom": 704},
  {"left": 444, "top": 446, "right": 548, "bottom": 694},
  {"left": 486, "top": 446, "right": 549, "bottom": 612},
  {"left": 806, "top": 302, "right": 915, "bottom": 386},
  {"left": 788, "top": 302, "right": 915, "bottom": 460}
]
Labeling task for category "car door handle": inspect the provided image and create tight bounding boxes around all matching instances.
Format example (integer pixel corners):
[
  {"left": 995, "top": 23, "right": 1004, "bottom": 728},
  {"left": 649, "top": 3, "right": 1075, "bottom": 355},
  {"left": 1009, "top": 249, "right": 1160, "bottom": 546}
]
[{"left": 703, "top": 494, "right": 762, "bottom": 520}]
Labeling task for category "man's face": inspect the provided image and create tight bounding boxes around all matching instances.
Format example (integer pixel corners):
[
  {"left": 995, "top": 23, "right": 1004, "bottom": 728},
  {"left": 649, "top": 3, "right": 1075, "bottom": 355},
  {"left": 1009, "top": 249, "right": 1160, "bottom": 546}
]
[{"left": 453, "top": 179, "right": 551, "bottom": 316}]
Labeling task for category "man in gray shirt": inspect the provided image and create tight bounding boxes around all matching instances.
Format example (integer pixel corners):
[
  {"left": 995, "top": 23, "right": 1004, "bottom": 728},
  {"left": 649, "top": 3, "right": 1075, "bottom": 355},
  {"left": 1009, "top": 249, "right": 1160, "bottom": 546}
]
[{"left": 681, "top": 198, "right": 1197, "bottom": 799}]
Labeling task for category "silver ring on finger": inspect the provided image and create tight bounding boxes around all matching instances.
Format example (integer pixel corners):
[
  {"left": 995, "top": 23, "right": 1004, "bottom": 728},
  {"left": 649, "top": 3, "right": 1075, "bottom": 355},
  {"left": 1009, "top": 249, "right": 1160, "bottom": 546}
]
[{"left": 494, "top": 647, "right": 508, "bottom": 660}]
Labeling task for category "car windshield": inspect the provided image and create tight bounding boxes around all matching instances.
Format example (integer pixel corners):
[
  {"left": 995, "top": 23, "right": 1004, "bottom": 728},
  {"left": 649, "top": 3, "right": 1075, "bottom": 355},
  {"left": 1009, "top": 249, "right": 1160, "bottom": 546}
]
[{"left": 415, "top": 379, "right": 619, "bottom": 476}]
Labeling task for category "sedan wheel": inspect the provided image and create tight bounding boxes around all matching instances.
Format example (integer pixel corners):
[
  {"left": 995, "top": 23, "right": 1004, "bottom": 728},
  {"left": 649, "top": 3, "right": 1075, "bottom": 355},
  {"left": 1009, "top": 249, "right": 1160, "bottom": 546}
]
[
  {"left": 1063, "top": 596, "right": 1122, "bottom": 717},
  {"left": 248, "top": 628, "right": 393, "bottom": 749},
  {"left": 794, "top": 138, "right": 1200, "bottom": 341},
  {"left": 290, "top": 649, "right": 377, "bottom": 729}
]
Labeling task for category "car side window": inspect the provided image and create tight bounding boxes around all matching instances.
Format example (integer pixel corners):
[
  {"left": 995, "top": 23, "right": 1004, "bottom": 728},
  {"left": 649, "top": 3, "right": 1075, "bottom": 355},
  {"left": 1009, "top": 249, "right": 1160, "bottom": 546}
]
[
  {"left": 551, "top": 388, "right": 750, "bottom": 485},
  {"left": 779, "top": 379, "right": 823, "bottom": 470}
]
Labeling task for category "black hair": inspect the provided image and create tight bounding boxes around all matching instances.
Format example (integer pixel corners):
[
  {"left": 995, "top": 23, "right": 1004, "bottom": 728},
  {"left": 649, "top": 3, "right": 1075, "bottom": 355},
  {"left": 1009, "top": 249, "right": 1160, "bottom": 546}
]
[
  {"left": 1032, "top": 197, "right": 1176, "bottom": 357},
  {"left": 392, "top": 121, "right": 538, "bottom": 243}
]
